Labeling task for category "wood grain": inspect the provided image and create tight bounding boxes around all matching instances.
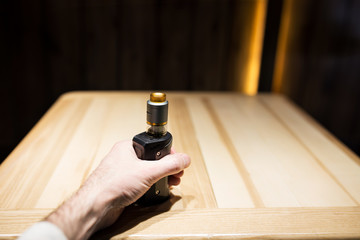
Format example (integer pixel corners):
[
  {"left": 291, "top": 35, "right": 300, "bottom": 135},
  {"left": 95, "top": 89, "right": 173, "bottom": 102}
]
[
  {"left": 259, "top": 94, "right": 360, "bottom": 204},
  {"left": 1, "top": 208, "right": 359, "bottom": 239},
  {"left": 168, "top": 97, "right": 217, "bottom": 208},
  {"left": 0, "top": 97, "right": 92, "bottom": 208},
  {"left": 95, "top": 207, "right": 360, "bottom": 240},
  {"left": 186, "top": 97, "right": 256, "bottom": 208},
  {"left": 1, "top": 92, "right": 359, "bottom": 239}
]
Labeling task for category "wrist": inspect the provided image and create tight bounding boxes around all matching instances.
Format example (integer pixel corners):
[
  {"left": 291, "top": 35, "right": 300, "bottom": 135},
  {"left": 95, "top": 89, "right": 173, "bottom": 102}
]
[{"left": 46, "top": 185, "right": 115, "bottom": 240}]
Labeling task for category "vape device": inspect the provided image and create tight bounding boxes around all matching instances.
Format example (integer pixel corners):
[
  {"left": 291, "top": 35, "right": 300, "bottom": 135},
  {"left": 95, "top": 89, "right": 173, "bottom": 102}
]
[{"left": 132, "top": 92, "right": 172, "bottom": 205}]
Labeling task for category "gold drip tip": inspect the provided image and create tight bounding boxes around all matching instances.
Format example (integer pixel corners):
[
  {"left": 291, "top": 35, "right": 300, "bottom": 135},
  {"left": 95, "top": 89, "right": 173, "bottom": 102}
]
[{"left": 150, "top": 92, "right": 166, "bottom": 103}]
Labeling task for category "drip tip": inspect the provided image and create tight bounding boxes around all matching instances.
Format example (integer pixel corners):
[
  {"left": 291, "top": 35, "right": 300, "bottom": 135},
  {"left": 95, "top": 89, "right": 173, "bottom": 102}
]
[
  {"left": 150, "top": 92, "right": 166, "bottom": 103},
  {"left": 147, "top": 92, "right": 168, "bottom": 126}
]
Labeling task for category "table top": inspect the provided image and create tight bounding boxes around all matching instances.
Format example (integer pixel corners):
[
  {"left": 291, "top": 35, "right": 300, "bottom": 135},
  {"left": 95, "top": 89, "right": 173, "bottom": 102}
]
[{"left": 0, "top": 91, "right": 359, "bottom": 239}]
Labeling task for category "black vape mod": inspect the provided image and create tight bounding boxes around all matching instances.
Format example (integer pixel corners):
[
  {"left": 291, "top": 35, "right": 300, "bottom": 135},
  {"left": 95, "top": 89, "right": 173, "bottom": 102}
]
[{"left": 132, "top": 92, "right": 172, "bottom": 205}]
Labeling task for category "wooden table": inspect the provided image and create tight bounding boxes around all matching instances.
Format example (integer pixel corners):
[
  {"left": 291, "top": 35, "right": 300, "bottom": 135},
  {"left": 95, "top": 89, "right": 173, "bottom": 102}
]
[{"left": 1, "top": 92, "right": 359, "bottom": 239}]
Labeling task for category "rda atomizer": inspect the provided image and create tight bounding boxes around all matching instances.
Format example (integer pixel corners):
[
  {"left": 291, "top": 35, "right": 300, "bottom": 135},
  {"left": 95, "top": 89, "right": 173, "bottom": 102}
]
[{"left": 132, "top": 92, "right": 173, "bottom": 205}]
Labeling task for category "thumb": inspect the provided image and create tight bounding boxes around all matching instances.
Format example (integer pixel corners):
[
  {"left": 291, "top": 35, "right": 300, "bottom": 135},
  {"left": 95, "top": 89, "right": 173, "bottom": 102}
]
[{"left": 146, "top": 153, "right": 191, "bottom": 182}]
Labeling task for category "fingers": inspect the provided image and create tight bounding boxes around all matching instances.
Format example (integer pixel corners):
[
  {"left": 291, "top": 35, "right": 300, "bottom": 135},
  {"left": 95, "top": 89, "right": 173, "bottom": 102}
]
[
  {"left": 163, "top": 153, "right": 191, "bottom": 175},
  {"left": 110, "top": 140, "right": 191, "bottom": 187},
  {"left": 168, "top": 175, "right": 181, "bottom": 186},
  {"left": 168, "top": 171, "right": 184, "bottom": 186},
  {"left": 146, "top": 153, "right": 191, "bottom": 182},
  {"left": 172, "top": 170, "right": 184, "bottom": 178}
]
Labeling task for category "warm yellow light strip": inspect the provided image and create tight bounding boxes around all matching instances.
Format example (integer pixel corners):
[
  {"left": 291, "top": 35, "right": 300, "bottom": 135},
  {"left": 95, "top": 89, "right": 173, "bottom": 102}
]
[
  {"left": 246, "top": 0, "right": 268, "bottom": 95},
  {"left": 272, "top": 0, "right": 292, "bottom": 93},
  {"left": 237, "top": 0, "right": 268, "bottom": 96}
]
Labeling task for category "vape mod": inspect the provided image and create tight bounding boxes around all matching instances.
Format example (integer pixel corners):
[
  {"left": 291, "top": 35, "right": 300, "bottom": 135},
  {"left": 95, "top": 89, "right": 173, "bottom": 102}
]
[{"left": 132, "top": 92, "right": 173, "bottom": 205}]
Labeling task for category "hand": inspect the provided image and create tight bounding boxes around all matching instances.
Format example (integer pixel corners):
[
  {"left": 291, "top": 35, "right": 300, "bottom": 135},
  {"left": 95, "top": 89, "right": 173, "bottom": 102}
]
[
  {"left": 89, "top": 140, "right": 190, "bottom": 207},
  {"left": 46, "top": 140, "right": 191, "bottom": 240}
]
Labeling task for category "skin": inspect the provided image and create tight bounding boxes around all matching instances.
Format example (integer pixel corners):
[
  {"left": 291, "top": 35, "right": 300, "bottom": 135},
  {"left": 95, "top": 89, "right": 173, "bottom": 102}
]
[{"left": 45, "top": 140, "right": 191, "bottom": 240}]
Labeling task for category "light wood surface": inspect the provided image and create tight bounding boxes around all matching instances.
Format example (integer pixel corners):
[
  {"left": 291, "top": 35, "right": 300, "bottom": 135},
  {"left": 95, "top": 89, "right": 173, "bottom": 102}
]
[{"left": 0, "top": 91, "right": 359, "bottom": 239}]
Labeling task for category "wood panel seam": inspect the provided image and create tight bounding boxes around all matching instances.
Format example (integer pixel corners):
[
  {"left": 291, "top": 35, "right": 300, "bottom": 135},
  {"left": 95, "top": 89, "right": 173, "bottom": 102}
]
[
  {"left": 283, "top": 97, "right": 360, "bottom": 167},
  {"left": 171, "top": 98, "right": 218, "bottom": 208},
  {"left": 202, "top": 98, "right": 264, "bottom": 208},
  {"left": 259, "top": 97, "right": 360, "bottom": 206}
]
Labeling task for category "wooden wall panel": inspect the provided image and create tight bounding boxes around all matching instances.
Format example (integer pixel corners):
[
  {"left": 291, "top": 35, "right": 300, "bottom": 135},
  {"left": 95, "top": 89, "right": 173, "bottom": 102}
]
[
  {"left": 190, "top": 0, "right": 231, "bottom": 90},
  {"left": 157, "top": 0, "right": 193, "bottom": 90},
  {"left": 2, "top": 0, "right": 358, "bottom": 161},
  {"left": 84, "top": 0, "right": 118, "bottom": 90},
  {"left": 43, "top": 0, "right": 83, "bottom": 97},
  {"left": 117, "top": 0, "right": 158, "bottom": 90},
  {"left": 272, "top": 0, "right": 360, "bottom": 155},
  {"left": 2, "top": 0, "right": 261, "bottom": 161}
]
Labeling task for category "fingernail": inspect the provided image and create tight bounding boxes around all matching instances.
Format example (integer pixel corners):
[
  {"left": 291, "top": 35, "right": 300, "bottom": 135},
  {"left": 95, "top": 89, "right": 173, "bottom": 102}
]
[{"left": 182, "top": 154, "right": 191, "bottom": 168}]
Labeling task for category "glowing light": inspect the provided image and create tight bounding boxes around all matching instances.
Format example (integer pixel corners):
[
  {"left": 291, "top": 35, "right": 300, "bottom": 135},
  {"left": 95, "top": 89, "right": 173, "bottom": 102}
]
[
  {"left": 235, "top": 0, "right": 268, "bottom": 96},
  {"left": 272, "top": 0, "right": 293, "bottom": 93}
]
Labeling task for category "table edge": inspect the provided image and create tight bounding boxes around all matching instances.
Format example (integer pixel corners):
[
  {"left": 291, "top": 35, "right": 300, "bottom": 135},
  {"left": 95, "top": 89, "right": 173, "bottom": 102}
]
[{"left": 1, "top": 207, "right": 359, "bottom": 239}]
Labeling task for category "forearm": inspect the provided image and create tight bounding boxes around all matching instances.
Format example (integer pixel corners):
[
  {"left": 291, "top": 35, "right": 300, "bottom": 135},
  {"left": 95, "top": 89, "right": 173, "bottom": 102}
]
[
  {"left": 46, "top": 182, "right": 120, "bottom": 240},
  {"left": 41, "top": 141, "right": 190, "bottom": 240}
]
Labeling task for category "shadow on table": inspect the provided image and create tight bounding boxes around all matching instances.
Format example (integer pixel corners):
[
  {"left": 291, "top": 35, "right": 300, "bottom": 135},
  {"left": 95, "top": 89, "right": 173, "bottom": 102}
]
[{"left": 90, "top": 194, "right": 181, "bottom": 240}]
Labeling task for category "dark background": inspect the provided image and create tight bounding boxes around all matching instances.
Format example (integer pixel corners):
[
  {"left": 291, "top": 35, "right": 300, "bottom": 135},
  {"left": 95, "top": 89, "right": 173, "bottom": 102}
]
[{"left": 1, "top": 0, "right": 359, "bottom": 162}]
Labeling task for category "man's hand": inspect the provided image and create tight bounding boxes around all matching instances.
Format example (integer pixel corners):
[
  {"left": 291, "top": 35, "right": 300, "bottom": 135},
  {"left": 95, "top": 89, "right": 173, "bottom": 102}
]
[{"left": 46, "top": 140, "right": 191, "bottom": 240}]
